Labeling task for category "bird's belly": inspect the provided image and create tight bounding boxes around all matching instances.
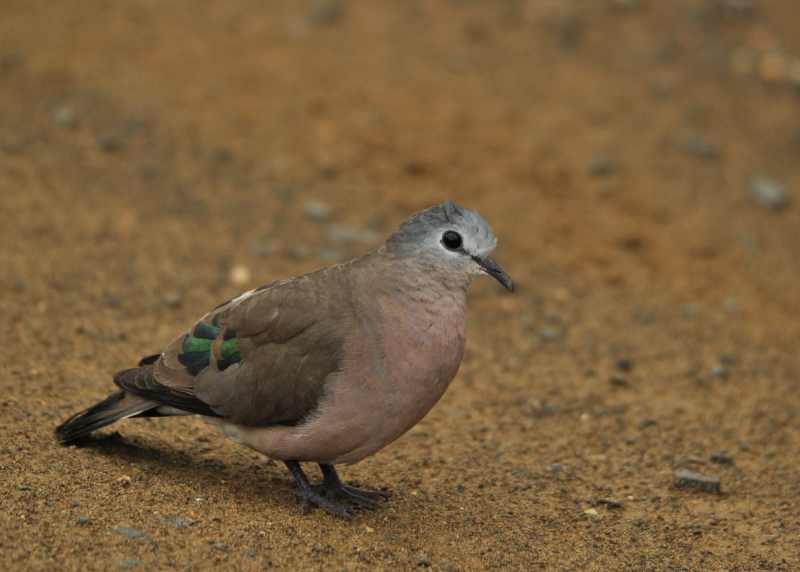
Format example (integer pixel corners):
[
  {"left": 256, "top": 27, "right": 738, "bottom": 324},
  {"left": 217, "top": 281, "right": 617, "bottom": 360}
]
[{"left": 208, "top": 297, "right": 467, "bottom": 464}]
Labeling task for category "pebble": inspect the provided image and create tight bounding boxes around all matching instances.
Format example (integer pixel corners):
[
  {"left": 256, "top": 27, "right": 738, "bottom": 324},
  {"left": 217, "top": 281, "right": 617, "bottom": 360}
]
[
  {"left": 609, "top": 376, "right": 629, "bottom": 387},
  {"left": 587, "top": 155, "right": 617, "bottom": 177},
  {"left": 308, "top": 0, "right": 343, "bottom": 26},
  {"left": 116, "top": 475, "right": 132, "bottom": 488},
  {"left": 212, "top": 541, "right": 229, "bottom": 552},
  {"left": 415, "top": 552, "right": 432, "bottom": 567},
  {"left": 52, "top": 105, "right": 78, "bottom": 128},
  {"left": 750, "top": 177, "right": 790, "bottom": 211},
  {"left": 583, "top": 508, "right": 601, "bottom": 517},
  {"left": 118, "top": 559, "right": 141, "bottom": 569},
  {"left": 710, "top": 365, "right": 729, "bottom": 379},
  {"left": 229, "top": 265, "right": 252, "bottom": 286},
  {"left": 537, "top": 326, "right": 561, "bottom": 341},
  {"left": 77, "top": 516, "right": 91, "bottom": 525},
  {"left": 166, "top": 515, "right": 197, "bottom": 528},
  {"left": 680, "top": 134, "right": 718, "bottom": 160},
  {"left": 710, "top": 452, "right": 735, "bottom": 465},
  {"left": 546, "top": 463, "right": 563, "bottom": 474},
  {"left": 674, "top": 469, "right": 721, "bottom": 494},
  {"left": 111, "top": 526, "right": 147, "bottom": 539},
  {"left": 303, "top": 199, "right": 332, "bottom": 221},
  {"left": 162, "top": 292, "right": 182, "bottom": 308},
  {"left": 97, "top": 133, "right": 124, "bottom": 153},
  {"left": 595, "top": 498, "right": 624, "bottom": 509},
  {"left": 615, "top": 358, "right": 634, "bottom": 372},
  {"left": 288, "top": 245, "right": 311, "bottom": 259}
]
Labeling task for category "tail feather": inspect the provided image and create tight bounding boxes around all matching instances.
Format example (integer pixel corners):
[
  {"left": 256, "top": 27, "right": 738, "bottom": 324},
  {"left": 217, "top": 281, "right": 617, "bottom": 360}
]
[{"left": 55, "top": 391, "right": 157, "bottom": 445}]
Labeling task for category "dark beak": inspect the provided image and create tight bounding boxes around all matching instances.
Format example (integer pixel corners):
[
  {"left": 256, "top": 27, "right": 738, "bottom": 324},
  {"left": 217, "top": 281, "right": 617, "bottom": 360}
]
[{"left": 473, "top": 256, "right": 514, "bottom": 292}]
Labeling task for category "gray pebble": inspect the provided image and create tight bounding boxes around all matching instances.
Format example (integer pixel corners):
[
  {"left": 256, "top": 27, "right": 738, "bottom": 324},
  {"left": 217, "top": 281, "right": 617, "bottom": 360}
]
[
  {"left": 710, "top": 452, "right": 734, "bottom": 465},
  {"left": 750, "top": 177, "right": 790, "bottom": 211},
  {"left": 609, "top": 376, "right": 629, "bottom": 387},
  {"left": 97, "top": 133, "right": 124, "bottom": 153},
  {"left": 53, "top": 105, "right": 78, "bottom": 128},
  {"left": 537, "top": 326, "right": 561, "bottom": 341},
  {"left": 166, "top": 515, "right": 196, "bottom": 528},
  {"left": 288, "top": 245, "right": 311, "bottom": 259},
  {"left": 77, "top": 516, "right": 91, "bottom": 525},
  {"left": 111, "top": 526, "right": 147, "bottom": 539},
  {"left": 308, "top": 0, "right": 343, "bottom": 26},
  {"left": 595, "top": 498, "right": 624, "bottom": 509},
  {"left": 674, "top": 469, "right": 721, "bottom": 494},
  {"left": 162, "top": 292, "right": 182, "bottom": 308},
  {"left": 588, "top": 155, "right": 617, "bottom": 177},
  {"left": 680, "top": 133, "right": 718, "bottom": 159},
  {"left": 303, "top": 199, "right": 331, "bottom": 221},
  {"left": 118, "top": 559, "right": 141, "bottom": 569},
  {"left": 710, "top": 364, "right": 729, "bottom": 379}
]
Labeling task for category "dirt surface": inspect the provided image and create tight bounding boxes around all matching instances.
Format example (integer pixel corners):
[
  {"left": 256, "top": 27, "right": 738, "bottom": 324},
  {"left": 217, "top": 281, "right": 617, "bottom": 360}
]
[{"left": 2, "top": 1, "right": 799, "bottom": 570}]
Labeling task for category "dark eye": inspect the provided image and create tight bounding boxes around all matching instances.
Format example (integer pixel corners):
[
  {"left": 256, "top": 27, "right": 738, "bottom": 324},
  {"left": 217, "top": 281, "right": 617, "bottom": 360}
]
[{"left": 441, "top": 230, "right": 463, "bottom": 250}]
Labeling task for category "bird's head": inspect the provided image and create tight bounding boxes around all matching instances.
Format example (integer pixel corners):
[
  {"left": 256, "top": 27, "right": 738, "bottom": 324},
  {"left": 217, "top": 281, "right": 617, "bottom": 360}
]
[{"left": 386, "top": 200, "right": 514, "bottom": 291}]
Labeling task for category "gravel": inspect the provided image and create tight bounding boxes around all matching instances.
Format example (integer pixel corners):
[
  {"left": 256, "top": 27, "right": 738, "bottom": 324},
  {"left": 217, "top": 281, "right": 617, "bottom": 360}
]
[
  {"left": 750, "top": 177, "right": 790, "bottom": 210},
  {"left": 674, "top": 469, "right": 721, "bottom": 494}
]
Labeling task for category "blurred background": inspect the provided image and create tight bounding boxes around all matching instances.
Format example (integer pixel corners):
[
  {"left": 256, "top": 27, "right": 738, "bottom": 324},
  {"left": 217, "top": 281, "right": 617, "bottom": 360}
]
[{"left": 1, "top": 1, "right": 798, "bottom": 569}]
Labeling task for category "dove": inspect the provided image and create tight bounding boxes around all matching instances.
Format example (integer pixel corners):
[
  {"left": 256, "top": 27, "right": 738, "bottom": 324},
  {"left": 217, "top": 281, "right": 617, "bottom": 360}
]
[{"left": 56, "top": 200, "right": 514, "bottom": 517}]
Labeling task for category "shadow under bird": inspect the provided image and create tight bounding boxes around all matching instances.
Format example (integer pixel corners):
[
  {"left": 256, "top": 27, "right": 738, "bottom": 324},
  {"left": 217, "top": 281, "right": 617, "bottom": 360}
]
[{"left": 56, "top": 200, "right": 514, "bottom": 517}]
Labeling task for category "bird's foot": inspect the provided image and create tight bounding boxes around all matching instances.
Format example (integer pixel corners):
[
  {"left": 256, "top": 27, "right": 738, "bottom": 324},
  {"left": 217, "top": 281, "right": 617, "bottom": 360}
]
[
  {"left": 311, "top": 481, "right": 390, "bottom": 509},
  {"left": 295, "top": 486, "right": 354, "bottom": 518},
  {"left": 285, "top": 461, "right": 389, "bottom": 518}
]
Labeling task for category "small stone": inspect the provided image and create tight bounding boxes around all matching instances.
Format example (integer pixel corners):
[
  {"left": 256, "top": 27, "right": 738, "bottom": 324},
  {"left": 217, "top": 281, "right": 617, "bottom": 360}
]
[
  {"left": 212, "top": 541, "right": 229, "bottom": 552},
  {"left": 674, "top": 469, "right": 721, "bottom": 494},
  {"left": 97, "top": 133, "right": 123, "bottom": 153},
  {"left": 750, "top": 177, "right": 790, "bottom": 211},
  {"left": 546, "top": 463, "right": 563, "bottom": 474},
  {"left": 609, "top": 376, "right": 629, "bottom": 387},
  {"left": 229, "top": 265, "right": 251, "bottom": 286},
  {"left": 710, "top": 452, "right": 734, "bottom": 465},
  {"left": 308, "top": 0, "right": 343, "bottom": 26},
  {"left": 116, "top": 475, "right": 132, "bottom": 488},
  {"left": 303, "top": 199, "right": 331, "bottom": 221},
  {"left": 111, "top": 526, "right": 147, "bottom": 539},
  {"left": 710, "top": 365, "right": 729, "bottom": 379},
  {"left": 166, "top": 515, "right": 197, "bottom": 528},
  {"left": 288, "top": 245, "right": 310, "bottom": 259},
  {"left": 588, "top": 155, "right": 617, "bottom": 177},
  {"left": 415, "top": 552, "right": 432, "bottom": 567},
  {"left": 17, "top": 484, "right": 31, "bottom": 491},
  {"left": 680, "top": 134, "right": 718, "bottom": 160},
  {"left": 583, "top": 508, "right": 601, "bottom": 517},
  {"left": 537, "top": 326, "right": 561, "bottom": 341},
  {"left": 615, "top": 358, "right": 634, "bottom": 372},
  {"left": 118, "top": 559, "right": 141, "bottom": 569},
  {"left": 595, "top": 498, "right": 624, "bottom": 509},
  {"left": 77, "top": 516, "right": 91, "bottom": 525},
  {"left": 52, "top": 105, "right": 78, "bottom": 128},
  {"left": 162, "top": 292, "right": 182, "bottom": 308}
]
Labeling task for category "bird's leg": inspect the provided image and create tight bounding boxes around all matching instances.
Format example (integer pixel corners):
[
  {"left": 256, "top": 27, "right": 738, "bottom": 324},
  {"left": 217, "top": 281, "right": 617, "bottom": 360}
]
[
  {"left": 317, "top": 463, "right": 390, "bottom": 508},
  {"left": 284, "top": 461, "right": 353, "bottom": 518}
]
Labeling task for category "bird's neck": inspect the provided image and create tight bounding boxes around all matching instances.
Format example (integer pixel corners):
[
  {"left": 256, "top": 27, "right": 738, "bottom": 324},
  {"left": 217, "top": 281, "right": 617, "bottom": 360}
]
[{"left": 354, "top": 248, "right": 470, "bottom": 307}]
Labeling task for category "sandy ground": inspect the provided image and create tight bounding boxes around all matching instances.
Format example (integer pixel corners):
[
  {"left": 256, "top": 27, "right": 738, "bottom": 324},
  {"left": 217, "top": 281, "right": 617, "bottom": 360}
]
[{"left": 1, "top": 1, "right": 799, "bottom": 570}]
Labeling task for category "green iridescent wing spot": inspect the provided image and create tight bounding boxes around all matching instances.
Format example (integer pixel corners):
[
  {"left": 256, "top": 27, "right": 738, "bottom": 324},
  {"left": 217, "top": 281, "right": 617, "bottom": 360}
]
[{"left": 177, "top": 323, "right": 242, "bottom": 375}]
